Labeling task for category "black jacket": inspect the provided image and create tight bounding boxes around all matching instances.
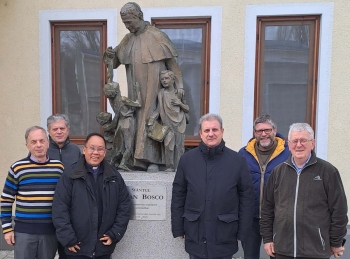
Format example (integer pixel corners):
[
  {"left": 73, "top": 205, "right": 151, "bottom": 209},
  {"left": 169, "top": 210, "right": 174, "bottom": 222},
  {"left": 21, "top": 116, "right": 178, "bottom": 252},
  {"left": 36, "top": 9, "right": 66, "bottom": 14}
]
[
  {"left": 260, "top": 151, "right": 348, "bottom": 258},
  {"left": 171, "top": 141, "right": 254, "bottom": 258},
  {"left": 52, "top": 156, "right": 131, "bottom": 257},
  {"left": 47, "top": 136, "right": 81, "bottom": 169}
]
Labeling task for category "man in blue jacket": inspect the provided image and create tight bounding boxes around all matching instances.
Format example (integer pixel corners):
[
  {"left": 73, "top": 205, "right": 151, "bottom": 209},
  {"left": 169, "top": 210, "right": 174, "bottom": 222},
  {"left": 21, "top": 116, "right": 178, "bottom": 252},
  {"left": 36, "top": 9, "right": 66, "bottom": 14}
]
[
  {"left": 171, "top": 113, "right": 254, "bottom": 259},
  {"left": 239, "top": 114, "right": 290, "bottom": 259}
]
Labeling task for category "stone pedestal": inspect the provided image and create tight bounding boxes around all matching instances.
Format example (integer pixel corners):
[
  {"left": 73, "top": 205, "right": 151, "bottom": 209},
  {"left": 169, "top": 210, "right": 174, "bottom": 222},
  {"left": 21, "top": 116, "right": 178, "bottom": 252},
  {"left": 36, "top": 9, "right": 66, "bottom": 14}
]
[{"left": 111, "top": 171, "right": 188, "bottom": 259}]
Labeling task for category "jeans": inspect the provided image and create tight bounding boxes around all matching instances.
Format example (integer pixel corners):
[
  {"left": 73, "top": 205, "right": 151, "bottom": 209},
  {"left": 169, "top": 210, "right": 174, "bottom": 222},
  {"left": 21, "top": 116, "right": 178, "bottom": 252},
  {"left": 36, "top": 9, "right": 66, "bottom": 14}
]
[{"left": 241, "top": 217, "right": 262, "bottom": 259}]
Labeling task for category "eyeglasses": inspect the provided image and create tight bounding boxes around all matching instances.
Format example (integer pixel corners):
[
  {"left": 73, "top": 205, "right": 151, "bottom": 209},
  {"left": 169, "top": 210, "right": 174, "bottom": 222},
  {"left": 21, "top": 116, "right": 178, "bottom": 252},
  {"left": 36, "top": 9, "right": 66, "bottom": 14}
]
[
  {"left": 254, "top": 128, "right": 273, "bottom": 135},
  {"left": 288, "top": 139, "right": 313, "bottom": 145},
  {"left": 85, "top": 146, "right": 106, "bottom": 153}
]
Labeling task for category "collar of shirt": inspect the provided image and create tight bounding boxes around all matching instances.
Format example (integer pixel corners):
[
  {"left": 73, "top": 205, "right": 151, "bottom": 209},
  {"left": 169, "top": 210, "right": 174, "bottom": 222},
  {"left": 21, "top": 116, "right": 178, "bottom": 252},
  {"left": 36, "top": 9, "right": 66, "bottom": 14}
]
[
  {"left": 291, "top": 153, "right": 311, "bottom": 174},
  {"left": 30, "top": 155, "right": 49, "bottom": 163},
  {"left": 85, "top": 162, "right": 100, "bottom": 180}
]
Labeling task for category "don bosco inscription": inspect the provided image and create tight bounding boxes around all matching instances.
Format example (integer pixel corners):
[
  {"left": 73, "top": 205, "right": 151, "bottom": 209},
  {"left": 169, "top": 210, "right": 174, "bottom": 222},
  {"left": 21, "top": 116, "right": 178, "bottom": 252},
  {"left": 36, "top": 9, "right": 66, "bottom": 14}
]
[{"left": 127, "top": 186, "right": 166, "bottom": 220}]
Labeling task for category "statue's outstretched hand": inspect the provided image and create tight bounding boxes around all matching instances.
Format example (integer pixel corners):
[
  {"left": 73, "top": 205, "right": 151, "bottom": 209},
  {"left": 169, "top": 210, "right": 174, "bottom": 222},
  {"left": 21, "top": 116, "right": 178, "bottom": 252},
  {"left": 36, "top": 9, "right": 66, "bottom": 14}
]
[{"left": 103, "top": 47, "right": 116, "bottom": 63}]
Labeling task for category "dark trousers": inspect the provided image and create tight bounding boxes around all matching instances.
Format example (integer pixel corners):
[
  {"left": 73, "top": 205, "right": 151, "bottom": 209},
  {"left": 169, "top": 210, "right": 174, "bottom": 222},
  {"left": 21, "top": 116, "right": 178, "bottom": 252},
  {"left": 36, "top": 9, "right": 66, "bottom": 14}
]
[
  {"left": 241, "top": 217, "right": 262, "bottom": 259},
  {"left": 66, "top": 255, "right": 110, "bottom": 259},
  {"left": 275, "top": 254, "right": 328, "bottom": 259},
  {"left": 58, "top": 241, "right": 67, "bottom": 259},
  {"left": 189, "top": 255, "right": 233, "bottom": 259}
]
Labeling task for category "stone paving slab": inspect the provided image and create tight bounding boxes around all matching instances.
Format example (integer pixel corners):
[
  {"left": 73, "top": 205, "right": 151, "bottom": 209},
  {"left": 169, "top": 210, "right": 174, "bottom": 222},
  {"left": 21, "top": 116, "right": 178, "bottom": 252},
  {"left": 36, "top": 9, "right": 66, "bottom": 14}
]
[
  {"left": 0, "top": 251, "right": 59, "bottom": 259},
  {"left": 0, "top": 252, "right": 242, "bottom": 259}
]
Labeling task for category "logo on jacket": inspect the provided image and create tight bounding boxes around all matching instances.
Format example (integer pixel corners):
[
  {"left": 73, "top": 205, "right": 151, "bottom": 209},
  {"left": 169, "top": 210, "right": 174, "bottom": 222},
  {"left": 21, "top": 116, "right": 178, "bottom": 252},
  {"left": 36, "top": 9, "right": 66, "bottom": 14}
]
[{"left": 313, "top": 175, "right": 322, "bottom": 180}]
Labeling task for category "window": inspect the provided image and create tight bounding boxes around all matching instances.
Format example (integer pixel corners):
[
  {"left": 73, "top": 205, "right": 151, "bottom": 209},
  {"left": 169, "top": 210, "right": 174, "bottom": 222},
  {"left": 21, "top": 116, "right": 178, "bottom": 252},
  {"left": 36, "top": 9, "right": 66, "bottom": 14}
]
[
  {"left": 255, "top": 16, "right": 320, "bottom": 137},
  {"left": 51, "top": 21, "right": 107, "bottom": 144},
  {"left": 152, "top": 18, "right": 211, "bottom": 146}
]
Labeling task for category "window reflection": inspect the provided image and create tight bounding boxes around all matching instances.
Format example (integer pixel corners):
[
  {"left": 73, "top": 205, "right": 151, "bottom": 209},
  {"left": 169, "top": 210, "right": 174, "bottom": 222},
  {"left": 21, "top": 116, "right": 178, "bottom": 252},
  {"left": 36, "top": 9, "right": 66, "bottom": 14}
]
[
  {"left": 261, "top": 24, "right": 312, "bottom": 136},
  {"left": 59, "top": 30, "right": 101, "bottom": 135},
  {"left": 160, "top": 28, "right": 203, "bottom": 136}
]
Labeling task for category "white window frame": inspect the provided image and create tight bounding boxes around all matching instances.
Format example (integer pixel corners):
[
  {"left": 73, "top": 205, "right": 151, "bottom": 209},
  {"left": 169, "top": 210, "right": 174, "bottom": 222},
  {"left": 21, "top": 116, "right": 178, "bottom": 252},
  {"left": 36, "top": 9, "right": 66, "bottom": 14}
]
[
  {"left": 39, "top": 9, "right": 117, "bottom": 128},
  {"left": 242, "top": 2, "right": 334, "bottom": 159}
]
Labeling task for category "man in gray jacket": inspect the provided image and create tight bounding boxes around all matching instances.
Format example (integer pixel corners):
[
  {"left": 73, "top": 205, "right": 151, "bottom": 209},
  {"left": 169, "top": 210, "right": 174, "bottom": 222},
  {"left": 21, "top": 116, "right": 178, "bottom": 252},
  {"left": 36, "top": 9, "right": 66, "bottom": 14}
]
[
  {"left": 47, "top": 114, "right": 81, "bottom": 259},
  {"left": 47, "top": 114, "right": 81, "bottom": 169},
  {"left": 260, "top": 123, "right": 348, "bottom": 259}
]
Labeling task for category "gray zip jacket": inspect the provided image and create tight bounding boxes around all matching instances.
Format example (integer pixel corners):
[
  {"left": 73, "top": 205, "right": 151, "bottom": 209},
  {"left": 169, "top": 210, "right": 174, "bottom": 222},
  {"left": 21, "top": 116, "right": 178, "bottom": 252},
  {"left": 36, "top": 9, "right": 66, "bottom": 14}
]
[
  {"left": 47, "top": 136, "right": 81, "bottom": 169},
  {"left": 260, "top": 151, "right": 348, "bottom": 258}
]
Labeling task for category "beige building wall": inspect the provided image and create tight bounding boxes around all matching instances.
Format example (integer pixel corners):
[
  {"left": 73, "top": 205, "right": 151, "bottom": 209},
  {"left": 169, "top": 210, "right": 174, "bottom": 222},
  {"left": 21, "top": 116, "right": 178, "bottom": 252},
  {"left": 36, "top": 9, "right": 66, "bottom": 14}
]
[{"left": 1, "top": 0, "right": 350, "bottom": 204}]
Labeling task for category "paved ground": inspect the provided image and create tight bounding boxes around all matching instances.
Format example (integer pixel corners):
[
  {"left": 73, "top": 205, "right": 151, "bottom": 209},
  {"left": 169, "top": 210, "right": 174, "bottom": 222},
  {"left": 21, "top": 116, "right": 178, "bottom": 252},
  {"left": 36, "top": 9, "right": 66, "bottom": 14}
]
[
  {"left": 0, "top": 251, "right": 12, "bottom": 259},
  {"left": 0, "top": 251, "right": 59, "bottom": 259},
  {"left": 0, "top": 252, "right": 244, "bottom": 259}
]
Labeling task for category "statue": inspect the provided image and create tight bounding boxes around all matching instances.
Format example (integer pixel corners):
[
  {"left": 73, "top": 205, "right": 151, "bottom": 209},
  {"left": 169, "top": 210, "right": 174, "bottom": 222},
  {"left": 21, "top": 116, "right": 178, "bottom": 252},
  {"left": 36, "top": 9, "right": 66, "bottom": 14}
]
[
  {"left": 96, "top": 112, "right": 115, "bottom": 163},
  {"left": 101, "top": 49, "right": 142, "bottom": 170},
  {"left": 103, "top": 81, "right": 142, "bottom": 171},
  {"left": 103, "top": 2, "right": 184, "bottom": 171},
  {"left": 148, "top": 70, "right": 189, "bottom": 171}
]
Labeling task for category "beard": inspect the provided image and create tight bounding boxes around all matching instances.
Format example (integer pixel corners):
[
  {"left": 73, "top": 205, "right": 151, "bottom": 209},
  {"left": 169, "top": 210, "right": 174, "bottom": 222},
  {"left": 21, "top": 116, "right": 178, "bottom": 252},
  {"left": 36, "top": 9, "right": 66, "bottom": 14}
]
[{"left": 258, "top": 136, "right": 273, "bottom": 147}]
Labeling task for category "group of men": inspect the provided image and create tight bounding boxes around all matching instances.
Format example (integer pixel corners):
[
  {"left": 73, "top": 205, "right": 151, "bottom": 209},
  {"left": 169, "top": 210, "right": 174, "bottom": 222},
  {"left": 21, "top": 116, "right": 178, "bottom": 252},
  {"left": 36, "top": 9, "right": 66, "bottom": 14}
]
[
  {"left": 0, "top": 112, "right": 347, "bottom": 259},
  {"left": 1, "top": 0, "right": 347, "bottom": 258},
  {"left": 1, "top": 114, "right": 130, "bottom": 259},
  {"left": 171, "top": 114, "right": 348, "bottom": 259}
]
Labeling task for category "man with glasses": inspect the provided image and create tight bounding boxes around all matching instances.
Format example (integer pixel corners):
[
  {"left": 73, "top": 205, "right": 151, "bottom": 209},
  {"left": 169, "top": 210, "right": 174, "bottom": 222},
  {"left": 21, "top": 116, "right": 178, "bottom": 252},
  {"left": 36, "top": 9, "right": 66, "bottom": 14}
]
[
  {"left": 260, "top": 123, "right": 348, "bottom": 259},
  {"left": 239, "top": 115, "right": 290, "bottom": 259},
  {"left": 52, "top": 133, "right": 130, "bottom": 259}
]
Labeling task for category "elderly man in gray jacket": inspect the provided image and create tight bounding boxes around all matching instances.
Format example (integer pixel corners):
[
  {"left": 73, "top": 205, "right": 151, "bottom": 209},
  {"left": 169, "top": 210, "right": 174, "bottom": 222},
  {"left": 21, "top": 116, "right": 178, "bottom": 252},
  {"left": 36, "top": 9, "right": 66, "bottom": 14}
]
[{"left": 260, "top": 123, "right": 348, "bottom": 259}]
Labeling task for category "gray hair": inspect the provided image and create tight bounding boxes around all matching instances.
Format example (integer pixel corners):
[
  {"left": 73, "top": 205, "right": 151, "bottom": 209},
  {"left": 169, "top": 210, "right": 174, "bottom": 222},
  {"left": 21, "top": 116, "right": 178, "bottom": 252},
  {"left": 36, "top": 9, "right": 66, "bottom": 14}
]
[
  {"left": 253, "top": 114, "right": 277, "bottom": 130},
  {"left": 47, "top": 114, "right": 70, "bottom": 130},
  {"left": 25, "top": 126, "right": 47, "bottom": 143},
  {"left": 199, "top": 113, "right": 223, "bottom": 130},
  {"left": 120, "top": 2, "right": 144, "bottom": 20},
  {"left": 288, "top": 123, "right": 314, "bottom": 140}
]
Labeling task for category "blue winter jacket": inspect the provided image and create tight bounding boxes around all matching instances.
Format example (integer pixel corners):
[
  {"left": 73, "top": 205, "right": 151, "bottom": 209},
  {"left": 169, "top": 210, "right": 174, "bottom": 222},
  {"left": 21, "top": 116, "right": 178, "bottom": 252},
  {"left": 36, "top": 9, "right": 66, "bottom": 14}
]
[{"left": 238, "top": 133, "right": 290, "bottom": 218}]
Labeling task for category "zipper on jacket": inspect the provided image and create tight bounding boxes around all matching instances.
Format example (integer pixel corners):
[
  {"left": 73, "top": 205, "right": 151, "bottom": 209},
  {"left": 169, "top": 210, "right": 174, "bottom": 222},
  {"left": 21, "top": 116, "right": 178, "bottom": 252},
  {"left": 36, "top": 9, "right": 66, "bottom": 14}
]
[
  {"left": 286, "top": 160, "right": 317, "bottom": 258},
  {"left": 259, "top": 164, "right": 266, "bottom": 218},
  {"left": 247, "top": 142, "right": 284, "bottom": 218},
  {"left": 293, "top": 173, "right": 300, "bottom": 258},
  {"left": 318, "top": 228, "right": 326, "bottom": 250}
]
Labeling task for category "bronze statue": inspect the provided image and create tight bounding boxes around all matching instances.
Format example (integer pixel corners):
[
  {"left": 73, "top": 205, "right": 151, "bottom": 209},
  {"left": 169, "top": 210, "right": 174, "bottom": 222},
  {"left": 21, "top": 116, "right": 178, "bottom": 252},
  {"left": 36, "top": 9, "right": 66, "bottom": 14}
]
[
  {"left": 102, "top": 81, "right": 142, "bottom": 171},
  {"left": 148, "top": 70, "right": 189, "bottom": 171},
  {"left": 96, "top": 112, "right": 115, "bottom": 163},
  {"left": 103, "top": 2, "right": 184, "bottom": 171}
]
